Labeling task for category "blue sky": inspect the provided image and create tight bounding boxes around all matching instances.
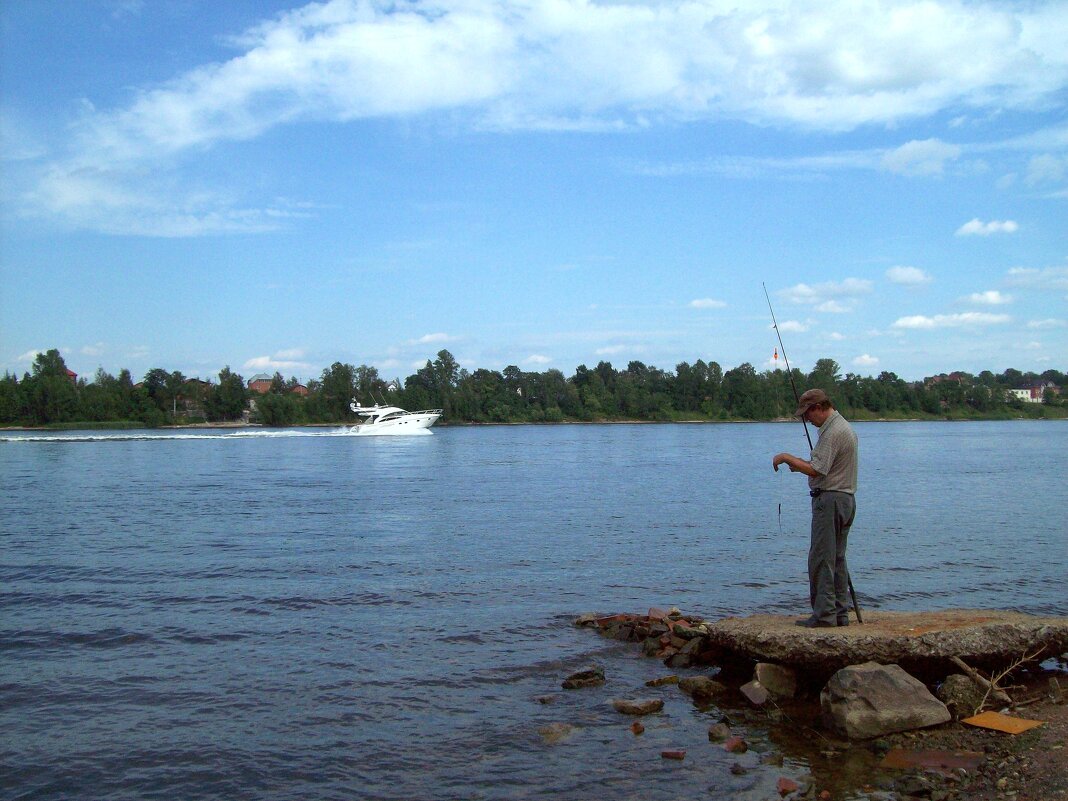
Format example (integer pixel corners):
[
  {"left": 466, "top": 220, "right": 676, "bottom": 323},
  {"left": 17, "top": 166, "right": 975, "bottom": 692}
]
[{"left": 2, "top": 0, "right": 1066, "bottom": 384}]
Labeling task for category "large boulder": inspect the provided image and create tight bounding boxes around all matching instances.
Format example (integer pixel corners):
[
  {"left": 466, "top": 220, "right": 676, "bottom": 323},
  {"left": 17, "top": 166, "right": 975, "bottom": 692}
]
[
  {"left": 937, "top": 673, "right": 987, "bottom": 719},
  {"left": 820, "top": 662, "right": 950, "bottom": 739},
  {"left": 755, "top": 663, "right": 798, "bottom": 699}
]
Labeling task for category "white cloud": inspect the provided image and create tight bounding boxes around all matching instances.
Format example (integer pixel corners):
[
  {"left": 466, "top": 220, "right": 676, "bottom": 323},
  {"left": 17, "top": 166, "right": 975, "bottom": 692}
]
[
  {"left": 955, "top": 218, "right": 1019, "bottom": 236},
  {"left": 595, "top": 345, "right": 627, "bottom": 355},
  {"left": 965, "top": 290, "right": 1012, "bottom": 305},
  {"left": 80, "top": 342, "right": 107, "bottom": 357},
  {"left": 891, "top": 312, "right": 1011, "bottom": 329},
  {"left": 1025, "top": 154, "right": 1067, "bottom": 186},
  {"left": 886, "top": 265, "right": 932, "bottom": 286},
  {"left": 1027, "top": 318, "right": 1066, "bottom": 329},
  {"left": 273, "top": 347, "right": 306, "bottom": 360},
  {"left": 1006, "top": 265, "right": 1068, "bottom": 291},
  {"left": 17, "top": 349, "right": 44, "bottom": 362},
  {"left": 410, "top": 332, "right": 454, "bottom": 345},
  {"left": 828, "top": 332, "right": 845, "bottom": 341},
  {"left": 852, "top": 354, "right": 879, "bottom": 367},
  {"left": 689, "top": 298, "right": 727, "bottom": 309},
  {"left": 777, "top": 320, "right": 808, "bottom": 333},
  {"left": 524, "top": 354, "right": 552, "bottom": 365},
  {"left": 816, "top": 300, "right": 850, "bottom": 313},
  {"left": 780, "top": 278, "right": 872, "bottom": 310},
  {"left": 243, "top": 350, "right": 314, "bottom": 373},
  {"left": 881, "top": 139, "right": 961, "bottom": 176},
  {"left": 24, "top": 0, "right": 1068, "bottom": 234}
]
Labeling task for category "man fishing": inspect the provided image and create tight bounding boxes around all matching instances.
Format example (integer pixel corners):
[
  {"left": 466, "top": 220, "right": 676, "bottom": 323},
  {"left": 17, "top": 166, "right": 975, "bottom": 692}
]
[{"left": 772, "top": 389, "right": 858, "bottom": 628}]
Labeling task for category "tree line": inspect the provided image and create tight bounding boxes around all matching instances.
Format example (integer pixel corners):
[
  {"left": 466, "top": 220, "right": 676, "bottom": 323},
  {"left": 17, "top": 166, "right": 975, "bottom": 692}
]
[{"left": 1, "top": 348, "right": 1064, "bottom": 428}]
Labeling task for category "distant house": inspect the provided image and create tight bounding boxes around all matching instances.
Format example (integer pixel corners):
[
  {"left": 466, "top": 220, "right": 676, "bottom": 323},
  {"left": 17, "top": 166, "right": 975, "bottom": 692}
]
[
  {"left": 1012, "top": 382, "right": 1059, "bottom": 403},
  {"left": 290, "top": 383, "right": 309, "bottom": 397},
  {"left": 65, "top": 368, "right": 78, "bottom": 384},
  {"left": 247, "top": 373, "right": 273, "bottom": 394},
  {"left": 925, "top": 371, "right": 967, "bottom": 387}
]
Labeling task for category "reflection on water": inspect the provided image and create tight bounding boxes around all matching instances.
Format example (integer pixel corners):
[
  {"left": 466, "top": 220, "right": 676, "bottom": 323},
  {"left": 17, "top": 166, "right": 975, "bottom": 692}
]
[{"left": 1, "top": 421, "right": 1065, "bottom": 800}]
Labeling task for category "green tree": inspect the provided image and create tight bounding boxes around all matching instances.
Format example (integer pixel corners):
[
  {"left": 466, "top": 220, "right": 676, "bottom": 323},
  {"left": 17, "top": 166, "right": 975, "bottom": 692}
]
[
  {"left": 25, "top": 349, "right": 78, "bottom": 424},
  {"left": 808, "top": 358, "right": 841, "bottom": 393},
  {"left": 255, "top": 392, "right": 302, "bottom": 426},
  {"left": 205, "top": 367, "right": 247, "bottom": 421},
  {"left": 0, "top": 373, "right": 24, "bottom": 423},
  {"left": 318, "top": 362, "right": 357, "bottom": 420}
]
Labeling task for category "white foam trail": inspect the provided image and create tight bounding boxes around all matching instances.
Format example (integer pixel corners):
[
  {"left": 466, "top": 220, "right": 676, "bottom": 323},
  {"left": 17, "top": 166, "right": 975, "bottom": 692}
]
[{"left": 0, "top": 427, "right": 364, "bottom": 443}]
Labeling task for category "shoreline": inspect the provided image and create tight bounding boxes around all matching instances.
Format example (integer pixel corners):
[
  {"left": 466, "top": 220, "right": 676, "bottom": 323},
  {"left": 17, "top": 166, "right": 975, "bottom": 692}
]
[{"left": 579, "top": 609, "right": 1068, "bottom": 801}]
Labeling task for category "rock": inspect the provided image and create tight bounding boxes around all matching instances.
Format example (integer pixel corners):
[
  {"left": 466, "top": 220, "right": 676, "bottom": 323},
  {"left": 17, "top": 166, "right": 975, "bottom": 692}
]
[
  {"left": 612, "top": 624, "right": 634, "bottom": 641},
  {"left": 937, "top": 673, "right": 986, "bottom": 719},
  {"left": 680, "top": 635, "right": 707, "bottom": 655},
  {"left": 562, "top": 666, "right": 605, "bottom": 689},
  {"left": 724, "top": 736, "right": 748, "bottom": 753},
  {"left": 777, "top": 777, "right": 800, "bottom": 796},
  {"left": 611, "top": 698, "right": 664, "bottom": 715},
  {"left": 708, "top": 722, "right": 731, "bottom": 742},
  {"left": 730, "top": 762, "right": 747, "bottom": 775},
  {"left": 678, "top": 676, "right": 725, "bottom": 698},
  {"left": 741, "top": 680, "right": 769, "bottom": 706},
  {"left": 574, "top": 613, "right": 599, "bottom": 627},
  {"left": 820, "top": 662, "right": 951, "bottom": 739},
  {"left": 673, "top": 624, "right": 703, "bottom": 640},
  {"left": 755, "top": 663, "right": 799, "bottom": 699},
  {"left": 534, "top": 695, "right": 556, "bottom": 705},
  {"left": 665, "top": 653, "right": 692, "bottom": 669},
  {"left": 538, "top": 722, "right": 577, "bottom": 745},
  {"left": 645, "top": 675, "right": 678, "bottom": 687},
  {"left": 743, "top": 679, "right": 768, "bottom": 704},
  {"left": 630, "top": 721, "right": 644, "bottom": 735},
  {"left": 661, "top": 749, "right": 686, "bottom": 760}
]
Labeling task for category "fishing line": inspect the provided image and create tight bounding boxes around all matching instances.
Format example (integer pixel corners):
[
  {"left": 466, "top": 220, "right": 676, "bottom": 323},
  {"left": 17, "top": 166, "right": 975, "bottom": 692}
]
[{"left": 776, "top": 468, "right": 784, "bottom": 536}]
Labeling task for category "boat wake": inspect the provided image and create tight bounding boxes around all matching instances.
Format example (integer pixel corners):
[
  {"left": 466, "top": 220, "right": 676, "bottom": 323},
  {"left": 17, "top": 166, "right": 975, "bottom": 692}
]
[{"left": 0, "top": 427, "right": 432, "bottom": 444}]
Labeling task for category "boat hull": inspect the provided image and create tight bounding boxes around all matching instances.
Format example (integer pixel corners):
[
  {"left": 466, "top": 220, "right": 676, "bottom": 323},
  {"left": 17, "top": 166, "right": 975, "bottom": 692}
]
[{"left": 347, "top": 412, "right": 442, "bottom": 436}]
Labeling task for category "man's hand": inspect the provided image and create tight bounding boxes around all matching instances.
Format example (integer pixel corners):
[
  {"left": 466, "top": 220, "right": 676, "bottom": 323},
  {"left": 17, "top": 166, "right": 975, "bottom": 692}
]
[{"left": 773, "top": 452, "right": 818, "bottom": 477}]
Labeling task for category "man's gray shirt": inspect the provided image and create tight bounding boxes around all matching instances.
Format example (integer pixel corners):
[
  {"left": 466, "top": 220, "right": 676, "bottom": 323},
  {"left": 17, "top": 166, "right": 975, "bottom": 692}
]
[{"left": 808, "top": 410, "right": 858, "bottom": 494}]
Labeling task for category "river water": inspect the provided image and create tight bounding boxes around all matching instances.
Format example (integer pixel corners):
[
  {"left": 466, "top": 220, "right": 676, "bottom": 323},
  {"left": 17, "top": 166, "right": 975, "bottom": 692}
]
[{"left": 1, "top": 421, "right": 1065, "bottom": 800}]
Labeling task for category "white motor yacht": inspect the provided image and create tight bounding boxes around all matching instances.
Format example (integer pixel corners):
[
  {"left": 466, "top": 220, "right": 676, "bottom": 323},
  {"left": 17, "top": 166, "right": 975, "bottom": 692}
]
[{"left": 347, "top": 401, "right": 442, "bottom": 435}]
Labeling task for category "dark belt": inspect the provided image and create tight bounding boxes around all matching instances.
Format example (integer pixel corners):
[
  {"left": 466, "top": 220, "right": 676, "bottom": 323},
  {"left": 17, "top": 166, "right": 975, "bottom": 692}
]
[{"left": 811, "top": 488, "right": 851, "bottom": 497}]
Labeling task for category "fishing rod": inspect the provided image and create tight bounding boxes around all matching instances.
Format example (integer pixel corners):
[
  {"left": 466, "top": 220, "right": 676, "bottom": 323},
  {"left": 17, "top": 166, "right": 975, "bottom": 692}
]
[
  {"left": 763, "top": 282, "right": 812, "bottom": 450},
  {"left": 762, "top": 282, "right": 863, "bottom": 624}
]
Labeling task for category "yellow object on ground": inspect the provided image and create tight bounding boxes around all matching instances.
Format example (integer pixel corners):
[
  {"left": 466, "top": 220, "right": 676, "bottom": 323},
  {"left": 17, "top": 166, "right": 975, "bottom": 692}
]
[{"left": 961, "top": 711, "right": 1044, "bottom": 734}]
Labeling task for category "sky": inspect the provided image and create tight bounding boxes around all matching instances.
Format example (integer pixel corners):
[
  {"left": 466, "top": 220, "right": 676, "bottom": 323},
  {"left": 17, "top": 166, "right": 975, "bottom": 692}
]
[{"left": 1, "top": 0, "right": 1066, "bottom": 385}]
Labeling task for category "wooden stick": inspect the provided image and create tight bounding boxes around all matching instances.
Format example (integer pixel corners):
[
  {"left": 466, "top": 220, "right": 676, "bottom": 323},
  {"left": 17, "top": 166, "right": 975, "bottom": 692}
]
[{"left": 950, "top": 656, "right": 1012, "bottom": 705}]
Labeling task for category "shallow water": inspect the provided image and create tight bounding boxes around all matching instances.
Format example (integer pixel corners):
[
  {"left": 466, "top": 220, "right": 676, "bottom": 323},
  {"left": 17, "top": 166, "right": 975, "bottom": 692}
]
[{"left": 2, "top": 421, "right": 1065, "bottom": 800}]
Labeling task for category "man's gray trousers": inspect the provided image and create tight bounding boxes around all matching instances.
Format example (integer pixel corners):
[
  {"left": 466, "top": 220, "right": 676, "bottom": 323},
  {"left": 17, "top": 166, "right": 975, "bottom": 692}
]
[{"left": 809, "top": 490, "right": 856, "bottom": 624}]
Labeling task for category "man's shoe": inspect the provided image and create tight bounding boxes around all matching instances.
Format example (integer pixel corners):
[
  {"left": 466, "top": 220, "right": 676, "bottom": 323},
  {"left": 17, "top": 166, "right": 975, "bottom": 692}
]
[
  {"left": 837, "top": 618, "right": 850, "bottom": 627},
  {"left": 795, "top": 618, "right": 835, "bottom": 628}
]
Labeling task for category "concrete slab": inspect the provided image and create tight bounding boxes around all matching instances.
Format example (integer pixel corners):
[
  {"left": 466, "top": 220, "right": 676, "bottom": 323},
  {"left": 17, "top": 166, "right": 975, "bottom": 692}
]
[{"left": 704, "top": 609, "right": 1068, "bottom": 679}]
